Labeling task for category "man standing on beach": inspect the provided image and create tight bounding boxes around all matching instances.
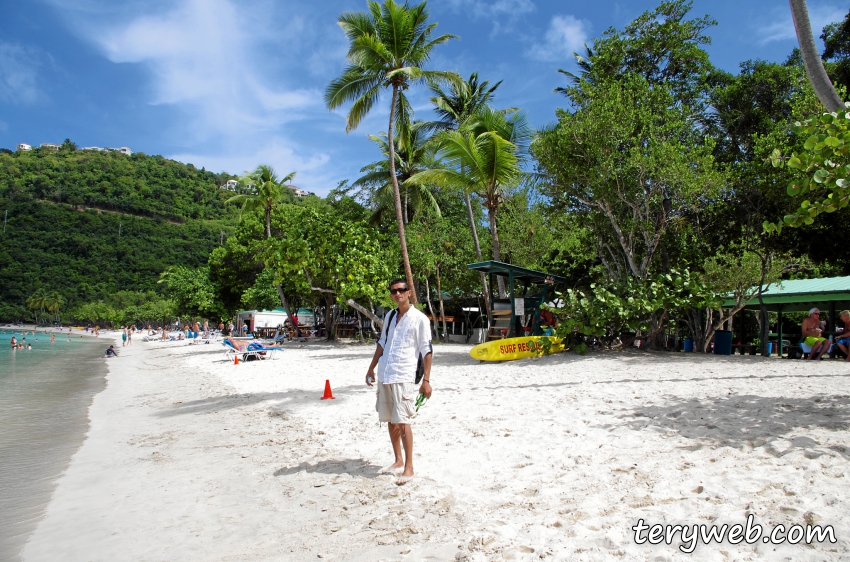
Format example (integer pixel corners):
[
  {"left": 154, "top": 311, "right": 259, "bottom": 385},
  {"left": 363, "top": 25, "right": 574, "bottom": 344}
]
[{"left": 365, "top": 278, "right": 433, "bottom": 484}]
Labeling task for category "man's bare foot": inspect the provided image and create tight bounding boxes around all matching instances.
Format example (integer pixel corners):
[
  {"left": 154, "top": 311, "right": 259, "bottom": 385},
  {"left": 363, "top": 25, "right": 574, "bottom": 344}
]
[
  {"left": 396, "top": 473, "right": 414, "bottom": 485},
  {"left": 379, "top": 462, "right": 404, "bottom": 475}
]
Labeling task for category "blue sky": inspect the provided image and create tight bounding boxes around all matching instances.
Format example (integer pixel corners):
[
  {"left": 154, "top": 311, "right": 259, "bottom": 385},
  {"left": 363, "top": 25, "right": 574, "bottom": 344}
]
[{"left": 1, "top": 0, "right": 846, "bottom": 195}]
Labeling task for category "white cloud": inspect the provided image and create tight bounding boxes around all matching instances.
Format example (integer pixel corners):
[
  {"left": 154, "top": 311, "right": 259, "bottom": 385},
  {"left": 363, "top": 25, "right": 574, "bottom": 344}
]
[
  {"left": 0, "top": 41, "right": 45, "bottom": 104},
  {"left": 757, "top": 3, "right": 846, "bottom": 45},
  {"left": 41, "top": 0, "right": 346, "bottom": 192},
  {"left": 170, "top": 135, "right": 330, "bottom": 181},
  {"left": 526, "top": 15, "right": 590, "bottom": 62}
]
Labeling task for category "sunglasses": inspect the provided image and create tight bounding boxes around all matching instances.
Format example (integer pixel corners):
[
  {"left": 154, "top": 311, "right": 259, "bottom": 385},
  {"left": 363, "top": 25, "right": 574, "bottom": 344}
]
[{"left": 389, "top": 287, "right": 409, "bottom": 295}]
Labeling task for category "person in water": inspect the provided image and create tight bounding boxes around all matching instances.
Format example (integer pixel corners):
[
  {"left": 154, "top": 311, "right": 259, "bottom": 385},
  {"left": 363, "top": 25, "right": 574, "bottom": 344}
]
[{"left": 104, "top": 345, "right": 119, "bottom": 358}]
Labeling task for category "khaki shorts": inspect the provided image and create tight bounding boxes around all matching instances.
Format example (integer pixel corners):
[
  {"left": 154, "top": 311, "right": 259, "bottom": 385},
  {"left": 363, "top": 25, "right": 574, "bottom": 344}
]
[{"left": 376, "top": 382, "right": 418, "bottom": 424}]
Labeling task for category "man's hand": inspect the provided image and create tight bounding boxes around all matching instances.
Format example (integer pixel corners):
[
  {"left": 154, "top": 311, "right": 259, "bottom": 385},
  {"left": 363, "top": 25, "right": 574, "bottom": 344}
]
[
  {"left": 419, "top": 380, "right": 432, "bottom": 399},
  {"left": 365, "top": 370, "right": 375, "bottom": 386}
]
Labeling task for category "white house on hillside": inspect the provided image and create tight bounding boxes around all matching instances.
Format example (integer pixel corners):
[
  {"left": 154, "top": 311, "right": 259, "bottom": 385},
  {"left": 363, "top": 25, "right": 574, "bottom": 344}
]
[
  {"left": 220, "top": 179, "right": 239, "bottom": 191},
  {"left": 40, "top": 143, "right": 60, "bottom": 151},
  {"left": 286, "top": 184, "right": 307, "bottom": 197},
  {"left": 17, "top": 143, "right": 31, "bottom": 151}
]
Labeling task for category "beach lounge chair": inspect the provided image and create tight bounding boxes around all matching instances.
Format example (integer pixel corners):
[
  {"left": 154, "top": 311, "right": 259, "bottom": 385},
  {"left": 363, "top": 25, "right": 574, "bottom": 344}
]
[{"left": 222, "top": 339, "right": 279, "bottom": 361}]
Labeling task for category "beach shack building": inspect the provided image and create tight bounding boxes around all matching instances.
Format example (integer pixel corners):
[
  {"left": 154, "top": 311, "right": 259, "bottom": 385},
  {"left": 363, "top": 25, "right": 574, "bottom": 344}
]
[
  {"left": 731, "top": 276, "right": 850, "bottom": 357},
  {"left": 467, "top": 260, "right": 566, "bottom": 340},
  {"left": 236, "top": 309, "right": 290, "bottom": 334},
  {"left": 235, "top": 308, "right": 316, "bottom": 335}
]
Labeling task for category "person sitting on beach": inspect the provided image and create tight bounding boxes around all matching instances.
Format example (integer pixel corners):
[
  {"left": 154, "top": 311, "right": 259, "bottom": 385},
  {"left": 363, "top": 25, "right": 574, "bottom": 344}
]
[
  {"left": 104, "top": 345, "right": 119, "bottom": 358},
  {"left": 834, "top": 310, "right": 850, "bottom": 361},
  {"left": 802, "top": 308, "right": 830, "bottom": 360}
]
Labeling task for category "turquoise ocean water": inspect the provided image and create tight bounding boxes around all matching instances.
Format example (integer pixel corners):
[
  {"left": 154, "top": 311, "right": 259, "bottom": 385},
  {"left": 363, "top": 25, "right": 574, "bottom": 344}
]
[{"left": 0, "top": 330, "right": 108, "bottom": 562}]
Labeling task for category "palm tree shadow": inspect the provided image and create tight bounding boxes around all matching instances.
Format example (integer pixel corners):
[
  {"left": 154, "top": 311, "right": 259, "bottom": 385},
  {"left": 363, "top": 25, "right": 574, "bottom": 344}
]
[
  {"left": 274, "top": 458, "right": 384, "bottom": 478},
  {"left": 617, "top": 393, "right": 850, "bottom": 459}
]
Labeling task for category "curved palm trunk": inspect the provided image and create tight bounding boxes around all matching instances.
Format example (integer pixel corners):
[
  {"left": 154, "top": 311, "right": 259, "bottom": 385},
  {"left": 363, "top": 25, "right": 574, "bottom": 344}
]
[
  {"left": 486, "top": 200, "right": 506, "bottom": 298},
  {"left": 265, "top": 208, "right": 272, "bottom": 239},
  {"left": 464, "top": 191, "right": 491, "bottom": 321},
  {"left": 388, "top": 84, "right": 417, "bottom": 303},
  {"left": 790, "top": 0, "right": 844, "bottom": 111}
]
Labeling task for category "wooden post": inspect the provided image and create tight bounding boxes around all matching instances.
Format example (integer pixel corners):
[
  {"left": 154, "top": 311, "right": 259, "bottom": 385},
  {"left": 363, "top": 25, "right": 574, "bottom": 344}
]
[{"left": 509, "top": 272, "right": 516, "bottom": 338}]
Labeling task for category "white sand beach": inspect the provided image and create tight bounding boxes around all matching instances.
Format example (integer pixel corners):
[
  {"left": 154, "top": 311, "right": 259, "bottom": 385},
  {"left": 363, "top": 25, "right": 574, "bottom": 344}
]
[{"left": 21, "top": 338, "right": 850, "bottom": 561}]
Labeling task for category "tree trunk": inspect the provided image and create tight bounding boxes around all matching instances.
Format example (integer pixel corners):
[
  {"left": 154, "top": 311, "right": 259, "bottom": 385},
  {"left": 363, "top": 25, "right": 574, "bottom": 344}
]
[
  {"left": 324, "top": 294, "right": 335, "bottom": 341},
  {"left": 789, "top": 0, "right": 844, "bottom": 111},
  {"left": 464, "top": 191, "right": 491, "bottom": 324},
  {"left": 387, "top": 84, "right": 417, "bottom": 303},
  {"left": 487, "top": 203, "right": 506, "bottom": 298},
  {"left": 424, "top": 277, "right": 440, "bottom": 339},
  {"left": 276, "top": 285, "right": 300, "bottom": 338},
  {"left": 346, "top": 298, "right": 383, "bottom": 329},
  {"left": 265, "top": 207, "right": 272, "bottom": 239},
  {"left": 436, "top": 264, "right": 448, "bottom": 342}
]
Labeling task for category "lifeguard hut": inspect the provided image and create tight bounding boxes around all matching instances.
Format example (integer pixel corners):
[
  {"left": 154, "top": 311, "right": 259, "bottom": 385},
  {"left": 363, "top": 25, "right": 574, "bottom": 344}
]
[{"left": 467, "top": 261, "right": 566, "bottom": 339}]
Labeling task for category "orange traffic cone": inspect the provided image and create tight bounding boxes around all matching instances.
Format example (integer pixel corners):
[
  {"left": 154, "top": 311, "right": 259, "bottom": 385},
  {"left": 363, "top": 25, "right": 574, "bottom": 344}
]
[
  {"left": 234, "top": 355, "right": 239, "bottom": 365},
  {"left": 321, "top": 379, "right": 335, "bottom": 400}
]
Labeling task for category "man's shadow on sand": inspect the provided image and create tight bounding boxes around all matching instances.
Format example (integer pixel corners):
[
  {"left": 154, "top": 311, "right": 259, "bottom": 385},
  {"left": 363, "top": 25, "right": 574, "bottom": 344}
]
[
  {"left": 617, "top": 393, "right": 850, "bottom": 459},
  {"left": 273, "top": 458, "right": 384, "bottom": 478}
]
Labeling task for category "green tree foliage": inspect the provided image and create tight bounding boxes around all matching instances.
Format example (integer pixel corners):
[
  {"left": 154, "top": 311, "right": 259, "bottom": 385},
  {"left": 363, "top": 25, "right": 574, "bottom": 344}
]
[
  {"left": 0, "top": 200, "right": 227, "bottom": 321},
  {"left": 497, "top": 187, "right": 595, "bottom": 279},
  {"left": 158, "top": 265, "right": 227, "bottom": 321},
  {"left": 407, "top": 208, "right": 478, "bottom": 338},
  {"left": 822, "top": 9, "right": 850, "bottom": 92},
  {"left": 263, "top": 204, "right": 394, "bottom": 337},
  {"left": 551, "top": 270, "right": 713, "bottom": 353},
  {"left": 226, "top": 165, "right": 297, "bottom": 237},
  {"left": 352, "top": 121, "right": 441, "bottom": 226},
  {"left": 409, "top": 105, "right": 531, "bottom": 296},
  {"left": 0, "top": 148, "right": 236, "bottom": 221},
  {"left": 534, "top": 75, "right": 724, "bottom": 282},
  {"left": 557, "top": 0, "right": 716, "bottom": 115},
  {"left": 765, "top": 104, "right": 850, "bottom": 232}
]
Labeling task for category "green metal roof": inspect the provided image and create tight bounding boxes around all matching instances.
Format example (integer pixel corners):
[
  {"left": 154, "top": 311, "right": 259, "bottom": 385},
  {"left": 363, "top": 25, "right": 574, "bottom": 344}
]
[
  {"left": 467, "top": 260, "right": 567, "bottom": 285},
  {"left": 733, "top": 276, "right": 850, "bottom": 312}
]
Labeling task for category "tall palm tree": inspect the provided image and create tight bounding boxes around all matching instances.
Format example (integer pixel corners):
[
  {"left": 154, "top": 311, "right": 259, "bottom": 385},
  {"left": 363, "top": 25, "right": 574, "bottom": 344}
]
[
  {"left": 226, "top": 165, "right": 297, "bottom": 238},
  {"left": 353, "top": 120, "right": 441, "bottom": 225},
  {"left": 226, "top": 165, "right": 300, "bottom": 335},
  {"left": 325, "top": 0, "right": 458, "bottom": 302},
  {"left": 790, "top": 0, "right": 844, "bottom": 111},
  {"left": 44, "top": 292, "right": 63, "bottom": 324},
  {"left": 408, "top": 106, "right": 531, "bottom": 298},
  {"left": 429, "top": 72, "right": 502, "bottom": 313},
  {"left": 27, "top": 289, "right": 47, "bottom": 325}
]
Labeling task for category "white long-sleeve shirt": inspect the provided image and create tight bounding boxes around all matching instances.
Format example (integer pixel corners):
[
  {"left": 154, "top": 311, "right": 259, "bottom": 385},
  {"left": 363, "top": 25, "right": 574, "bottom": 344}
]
[{"left": 376, "top": 307, "right": 433, "bottom": 384}]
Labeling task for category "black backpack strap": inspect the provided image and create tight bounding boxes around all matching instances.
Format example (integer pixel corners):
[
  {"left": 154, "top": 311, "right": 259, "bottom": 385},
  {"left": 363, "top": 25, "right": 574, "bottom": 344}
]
[{"left": 379, "top": 309, "right": 398, "bottom": 348}]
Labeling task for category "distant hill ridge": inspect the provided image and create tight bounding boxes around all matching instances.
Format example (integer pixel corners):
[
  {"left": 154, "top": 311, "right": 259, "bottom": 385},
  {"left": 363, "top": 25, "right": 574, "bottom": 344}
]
[
  {"left": 0, "top": 146, "right": 236, "bottom": 223},
  {"left": 0, "top": 147, "right": 241, "bottom": 320}
]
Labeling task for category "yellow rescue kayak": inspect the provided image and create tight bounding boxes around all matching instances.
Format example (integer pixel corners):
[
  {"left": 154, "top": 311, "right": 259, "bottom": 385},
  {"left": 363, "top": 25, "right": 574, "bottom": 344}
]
[{"left": 470, "top": 335, "right": 565, "bottom": 362}]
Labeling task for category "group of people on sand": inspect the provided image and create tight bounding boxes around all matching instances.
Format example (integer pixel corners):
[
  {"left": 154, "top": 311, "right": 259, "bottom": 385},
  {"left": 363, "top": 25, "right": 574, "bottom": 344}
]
[
  {"left": 122, "top": 326, "right": 134, "bottom": 346},
  {"left": 801, "top": 307, "right": 850, "bottom": 361}
]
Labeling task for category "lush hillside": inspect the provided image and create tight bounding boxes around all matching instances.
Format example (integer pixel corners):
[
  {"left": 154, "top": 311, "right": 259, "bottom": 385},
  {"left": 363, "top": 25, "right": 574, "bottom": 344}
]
[{"left": 0, "top": 145, "right": 239, "bottom": 321}]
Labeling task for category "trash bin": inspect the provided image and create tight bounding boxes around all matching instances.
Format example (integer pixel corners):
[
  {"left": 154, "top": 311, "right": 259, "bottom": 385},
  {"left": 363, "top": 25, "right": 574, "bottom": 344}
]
[
  {"left": 766, "top": 342, "right": 773, "bottom": 356},
  {"left": 683, "top": 338, "right": 694, "bottom": 352},
  {"left": 713, "top": 330, "right": 733, "bottom": 355}
]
